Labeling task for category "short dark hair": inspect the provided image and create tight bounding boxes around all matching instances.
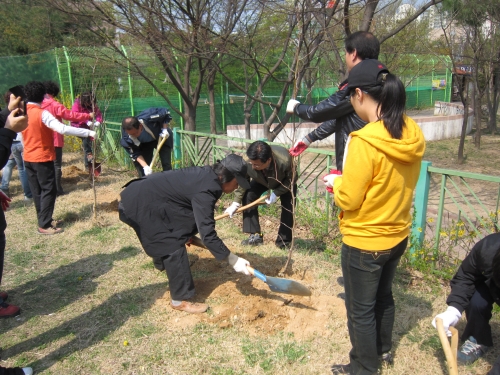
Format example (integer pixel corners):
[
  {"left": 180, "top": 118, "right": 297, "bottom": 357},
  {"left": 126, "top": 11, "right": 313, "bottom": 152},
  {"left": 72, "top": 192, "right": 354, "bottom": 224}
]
[
  {"left": 122, "top": 116, "right": 141, "bottom": 131},
  {"left": 493, "top": 248, "right": 500, "bottom": 287},
  {"left": 44, "top": 81, "right": 60, "bottom": 97},
  {"left": 212, "top": 162, "right": 236, "bottom": 184},
  {"left": 80, "top": 92, "right": 97, "bottom": 110},
  {"left": 345, "top": 31, "right": 380, "bottom": 60},
  {"left": 246, "top": 140, "right": 272, "bottom": 163},
  {"left": 24, "top": 81, "right": 46, "bottom": 103}
]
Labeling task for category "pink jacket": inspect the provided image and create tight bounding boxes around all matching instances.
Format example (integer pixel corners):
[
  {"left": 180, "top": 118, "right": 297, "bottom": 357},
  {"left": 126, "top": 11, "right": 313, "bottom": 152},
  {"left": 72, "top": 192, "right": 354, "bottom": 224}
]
[
  {"left": 42, "top": 95, "right": 92, "bottom": 147},
  {"left": 70, "top": 98, "right": 103, "bottom": 130}
]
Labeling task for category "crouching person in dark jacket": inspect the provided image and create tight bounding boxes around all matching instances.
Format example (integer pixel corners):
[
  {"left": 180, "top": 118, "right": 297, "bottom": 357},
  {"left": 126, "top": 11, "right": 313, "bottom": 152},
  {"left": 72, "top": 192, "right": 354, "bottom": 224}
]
[
  {"left": 119, "top": 154, "right": 252, "bottom": 314},
  {"left": 120, "top": 107, "right": 173, "bottom": 177},
  {"left": 432, "top": 233, "right": 500, "bottom": 368}
]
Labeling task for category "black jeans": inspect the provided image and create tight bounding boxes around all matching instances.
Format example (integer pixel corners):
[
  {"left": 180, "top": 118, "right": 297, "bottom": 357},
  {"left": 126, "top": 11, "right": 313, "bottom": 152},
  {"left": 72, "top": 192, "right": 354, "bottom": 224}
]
[
  {"left": 0, "top": 210, "right": 5, "bottom": 305},
  {"left": 341, "top": 238, "right": 407, "bottom": 375},
  {"left": 462, "top": 282, "right": 495, "bottom": 347},
  {"left": 119, "top": 202, "right": 194, "bottom": 301},
  {"left": 54, "top": 147, "right": 64, "bottom": 194},
  {"left": 81, "top": 137, "right": 93, "bottom": 168},
  {"left": 242, "top": 180, "right": 297, "bottom": 244},
  {"left": 25, "top": 161, "right": 57, "bottom": 229},
  {"left": 133, "top": 141, "right": 172, "bottom": 177}
]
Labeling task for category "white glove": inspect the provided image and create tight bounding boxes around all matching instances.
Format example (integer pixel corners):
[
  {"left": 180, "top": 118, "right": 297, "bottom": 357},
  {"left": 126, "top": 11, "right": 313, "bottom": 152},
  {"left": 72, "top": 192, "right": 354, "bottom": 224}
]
[
  {"left": 224, "top": 202, "right": 241, "bottom": 218},
  {"left": 88, "top": 130, "right": 96, "bottom": 138},
  {"left": 323, "top": 173, "right": 342, "bottom": 188},
  {"left": 227, "top": 253, "right": 251, "bottom": 275},
  {"left": 160, "top": 128, "right": 170, "bottom": 139},
  {"left": 143, "top": 166, "right": 153, "bottom": 176},
  {"left": 286, "top": 99, "right": 300, "bottom": 114},
  {"left": 87, "top": 120, "right": 93, "bottom": 127},
  {"left": 94, "top": 121, "right": 101, "bottom": 128},
  {"left": 432, "top": 306, "right": 462, "bottom": 337},
  {"left": 265, "top": 192, "right": 278, "bottom": 205}
]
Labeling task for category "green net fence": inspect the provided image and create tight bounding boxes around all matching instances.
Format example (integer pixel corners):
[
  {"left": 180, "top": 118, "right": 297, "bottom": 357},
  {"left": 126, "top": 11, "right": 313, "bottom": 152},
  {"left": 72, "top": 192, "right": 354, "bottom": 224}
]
[{"left": 0, "top": 47, "right": 452, "bottom": 166}]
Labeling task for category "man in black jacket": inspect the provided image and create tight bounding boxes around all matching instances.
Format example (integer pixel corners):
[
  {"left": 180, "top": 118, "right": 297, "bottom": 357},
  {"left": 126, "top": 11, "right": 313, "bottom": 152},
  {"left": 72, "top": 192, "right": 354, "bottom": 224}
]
[
  {"left": 432, "top": 233, "right": 500, "bottom": 368},
  {"left": 119, "top": 154, "right": 252, "bottom": 314},
  {"left": 224, "top": 141, "right": 297, "bottom": 249},
  {"left": 120, "top": 108, "right": 173, "bottom": 177},
  {"left": 286, "top": 31, "right": 380, "bottom": 171}
]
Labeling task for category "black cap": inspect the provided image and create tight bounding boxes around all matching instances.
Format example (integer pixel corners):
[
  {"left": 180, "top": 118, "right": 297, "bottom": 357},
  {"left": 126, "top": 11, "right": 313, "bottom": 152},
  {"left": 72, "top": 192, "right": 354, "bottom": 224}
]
[
  {"left": 220, "top": 154, "right": 251, "bottom": 190},
  {"left": 347, "top": 59, "right": 389, "bottom": 92}
]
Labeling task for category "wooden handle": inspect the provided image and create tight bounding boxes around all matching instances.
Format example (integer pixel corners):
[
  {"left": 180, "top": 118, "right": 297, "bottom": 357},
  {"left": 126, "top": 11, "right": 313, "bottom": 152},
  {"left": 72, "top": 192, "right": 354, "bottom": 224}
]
[
  {"left": 215, "top": 195, "right": 269, "bottom": 221},
  {"left": 436, "top": 318, "right": 458, "bottom": 375},
  {"left": 246, "top": 265, "right": 255, "bottom": 275},
  {"left": 149, "top": 134, "right": 169, "bottom": 169}
]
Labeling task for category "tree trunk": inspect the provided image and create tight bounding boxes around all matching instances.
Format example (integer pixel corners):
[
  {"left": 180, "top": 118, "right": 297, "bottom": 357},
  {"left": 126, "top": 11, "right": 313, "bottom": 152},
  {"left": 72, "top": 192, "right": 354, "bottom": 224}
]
[
  {"left": 457, "top": 79, "right": 469, "bottom": 164},
  {"left": 207, "top": 73, "right": 217, "bottom": 134}
]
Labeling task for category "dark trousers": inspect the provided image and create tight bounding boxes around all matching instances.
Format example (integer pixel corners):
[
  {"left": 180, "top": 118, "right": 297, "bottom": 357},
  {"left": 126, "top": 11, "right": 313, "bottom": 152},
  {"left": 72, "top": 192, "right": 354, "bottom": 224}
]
[
  {"left": 81, "top": 137, "right": 93, "bottom": 168},
  {"left": 462, "top": 282, "right": 495, "bottom": 347},
  {"left": 341, "top": 238, "right": 407, "bottom": 375},
  {"left": 242, "top": 180, "right": 297, "bottom": 244},
  {"left": 54, "top": 147, "right": 64, "bottom": 194},
  {"left": 0, "top": 211, "right": 5, "bottom": 305},
  {"left": 25, "top": 161, "right": 57, "bottom": 229},
  {"left": 118, "top": 202, "right": 194, "bottom": 300},
  {"left": 133, "top": 141, "right": 172, "bottom": 177}
]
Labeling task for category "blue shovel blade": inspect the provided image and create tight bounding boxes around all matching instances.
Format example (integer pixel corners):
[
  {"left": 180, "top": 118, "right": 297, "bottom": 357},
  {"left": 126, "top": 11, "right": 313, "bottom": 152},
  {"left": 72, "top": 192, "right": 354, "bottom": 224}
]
[{"left": 252, "top": 268, "right": 312, "bottom": 296}]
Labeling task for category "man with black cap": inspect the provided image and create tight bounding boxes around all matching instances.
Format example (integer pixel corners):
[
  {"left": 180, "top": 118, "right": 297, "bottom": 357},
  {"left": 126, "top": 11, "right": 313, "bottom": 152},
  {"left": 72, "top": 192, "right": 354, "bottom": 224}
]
[{"left": 118, "top": 154, "right": 251, "bottom": 314}]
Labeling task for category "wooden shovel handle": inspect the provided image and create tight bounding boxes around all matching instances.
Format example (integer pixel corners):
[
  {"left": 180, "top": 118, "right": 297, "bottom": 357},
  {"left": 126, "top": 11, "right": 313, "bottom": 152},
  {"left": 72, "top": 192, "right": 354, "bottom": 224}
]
[
  {"left": 215, "top": 195, "right": 268, "bottom": 221},
  {"left": 436, "top": 318, "right": 459, "bottom": 375},
  {"left": 150, "top": 134, "right": 169, "bottom": 169}
]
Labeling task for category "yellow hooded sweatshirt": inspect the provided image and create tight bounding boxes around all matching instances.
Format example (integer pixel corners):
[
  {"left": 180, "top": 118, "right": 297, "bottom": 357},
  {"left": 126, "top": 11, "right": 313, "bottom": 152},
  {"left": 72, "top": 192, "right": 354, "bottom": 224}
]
[{"left": 333, "top": 116, "right": 425, "bottom": 251}]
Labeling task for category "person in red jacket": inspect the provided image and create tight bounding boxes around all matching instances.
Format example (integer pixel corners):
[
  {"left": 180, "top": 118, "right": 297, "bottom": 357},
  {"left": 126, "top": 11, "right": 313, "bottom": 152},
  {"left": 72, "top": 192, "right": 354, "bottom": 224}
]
[
  {"left": 23, "top": 81, "right": 96, "bottom": 235},
  {"left": 42, "top": 81, "right": 94, "bottom": 196}
]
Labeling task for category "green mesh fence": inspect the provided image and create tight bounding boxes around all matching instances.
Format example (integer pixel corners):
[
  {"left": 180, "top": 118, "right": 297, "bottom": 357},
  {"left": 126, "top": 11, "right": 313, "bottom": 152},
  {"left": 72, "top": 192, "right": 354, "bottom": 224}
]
[{"left": 0, "top": 47, "right": 452, "bottom": 166}]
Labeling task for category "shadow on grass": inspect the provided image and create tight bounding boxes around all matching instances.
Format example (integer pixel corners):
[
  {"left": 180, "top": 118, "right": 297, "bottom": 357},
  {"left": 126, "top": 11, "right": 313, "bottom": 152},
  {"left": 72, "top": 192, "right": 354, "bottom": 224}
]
[
  {"left": 0, "top": 246, "right": 141, "bottom": 337},
  {"left": 4, "top": 283, "right": 166, "bottom": 372}
]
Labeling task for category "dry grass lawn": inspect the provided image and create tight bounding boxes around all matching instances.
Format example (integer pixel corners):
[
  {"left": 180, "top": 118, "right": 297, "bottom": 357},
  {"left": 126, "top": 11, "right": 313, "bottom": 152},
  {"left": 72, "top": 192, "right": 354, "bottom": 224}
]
[{"left": 0, "top": 134, "right": 499, "bottom": 374}]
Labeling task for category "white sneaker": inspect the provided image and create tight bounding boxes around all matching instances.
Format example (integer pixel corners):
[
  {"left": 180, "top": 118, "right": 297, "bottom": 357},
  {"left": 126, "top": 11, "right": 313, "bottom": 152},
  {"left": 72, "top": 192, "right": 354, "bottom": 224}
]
[{"left": 23, "top": 368, "right": 33, "bottom": 375}]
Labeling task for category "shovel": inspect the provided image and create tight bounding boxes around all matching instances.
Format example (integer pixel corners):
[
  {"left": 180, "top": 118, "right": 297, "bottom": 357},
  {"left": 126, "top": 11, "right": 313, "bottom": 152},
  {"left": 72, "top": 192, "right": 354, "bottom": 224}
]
[
  {"left": 436, "top": 317, "right": 459, "bottom": 375},
  {"left": 188, "top": 235, "right": 311, "bottom": 297},
  {"left": 246, "top": 266, "right": 311, "bottom": 296}
]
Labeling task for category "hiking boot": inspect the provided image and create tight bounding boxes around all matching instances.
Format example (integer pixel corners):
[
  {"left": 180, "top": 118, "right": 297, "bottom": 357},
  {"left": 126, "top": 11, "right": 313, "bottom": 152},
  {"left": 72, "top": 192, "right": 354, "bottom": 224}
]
[
  {"left": 457, "top": 336, "right": 490, "bottom": 364},
  {"left": 0, "top": 302, "right": 20, "bottom": 318},
  {"left": 38, "top": 226, "right": 64, "bottom": 235},
  {"left": 170, "top": 301, "right": 208, "bottom": 314},
  {"left": 241, "top": 233, "right": 263, "bottom": 246},
  {"left": 331, "top": 364, "right": 351, "bottom": 374},
  {"left": 0, "top": 291, "right": 8, "bottom": 301},
  {"left": 380, "top": 351, "right": 393, "bottom": 366}
]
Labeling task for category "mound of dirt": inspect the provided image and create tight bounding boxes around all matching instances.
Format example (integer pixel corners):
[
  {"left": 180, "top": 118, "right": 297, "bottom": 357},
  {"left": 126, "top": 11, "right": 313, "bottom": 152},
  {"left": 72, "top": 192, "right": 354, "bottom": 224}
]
[
  {"left": 156, "top": 245, "right": 345, "bottom": 339},
  {"left": 62, "top": 165, "right": 90, "bottom": 182},
  {"left": 97, "top": 199, "right": 119, "bottom": 212}
]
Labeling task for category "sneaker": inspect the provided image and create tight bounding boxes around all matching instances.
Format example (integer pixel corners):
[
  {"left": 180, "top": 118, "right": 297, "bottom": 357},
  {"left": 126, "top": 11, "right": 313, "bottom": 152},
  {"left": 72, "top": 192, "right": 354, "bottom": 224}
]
[
  {"left": 241, "top": 233, "right": 264, "bottom": 246},
  {"left": 380, "top": 351, "right": 393, "bottom": 366},
  {"left": 331, "top": 364, "right": 351, "bottom": 374},
  {"left": 23, "top": 368, "right": 33, "bottom": 375},
  {"left": 38, "top": 226, "right": 64, "bottom": 235},
  {"left": 170, "top": 301, "right": 208, "bottom": 314},
  {"left": 457, "top": 336, "right": 490, "bottom": 365},
  {"left": 0, "top": 302, "right": 20, "bottom": 318},
  {"left": 24, "top": 196, "right": 33, "bottom": 202},
  {"left": 0, "top": 291, "right": 8, "bottom": 301}
]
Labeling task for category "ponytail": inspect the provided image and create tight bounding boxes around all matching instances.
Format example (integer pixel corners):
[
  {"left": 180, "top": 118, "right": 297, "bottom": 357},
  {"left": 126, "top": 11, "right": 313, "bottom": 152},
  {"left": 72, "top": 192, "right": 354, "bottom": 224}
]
[{"left": 363, "top": 73, "right": 406, "bottom": 139}]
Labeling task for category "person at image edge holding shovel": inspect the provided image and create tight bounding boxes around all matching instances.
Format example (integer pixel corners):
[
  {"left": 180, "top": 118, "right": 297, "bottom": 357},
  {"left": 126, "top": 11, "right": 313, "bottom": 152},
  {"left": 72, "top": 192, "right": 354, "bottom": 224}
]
[
  {"left": 325, "top": 60, "right": 425, "bottom": 374},
  {"left": 118, "top": 154, "right": 252, "bottom": 314}
]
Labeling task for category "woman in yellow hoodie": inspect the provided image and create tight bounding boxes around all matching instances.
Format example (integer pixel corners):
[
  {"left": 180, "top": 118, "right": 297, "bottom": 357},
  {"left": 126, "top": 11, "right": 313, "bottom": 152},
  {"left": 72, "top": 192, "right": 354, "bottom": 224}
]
[{"left": 326, "top": 59, "right": 426, "bottom": 375}]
